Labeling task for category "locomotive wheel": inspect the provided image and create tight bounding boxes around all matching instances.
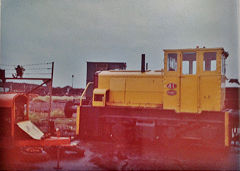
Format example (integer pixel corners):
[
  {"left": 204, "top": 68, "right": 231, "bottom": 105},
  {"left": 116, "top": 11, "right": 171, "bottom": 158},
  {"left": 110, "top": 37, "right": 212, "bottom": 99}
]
[{"left": 111, "top": 123, "right": 127, "bottom": 143}]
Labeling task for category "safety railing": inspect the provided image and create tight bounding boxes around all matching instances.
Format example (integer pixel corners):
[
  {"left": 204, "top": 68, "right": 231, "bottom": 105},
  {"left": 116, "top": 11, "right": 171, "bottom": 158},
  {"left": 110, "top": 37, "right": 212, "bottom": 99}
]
[{"left": 79, "top": 82, "right": 93, "bottom": 106}]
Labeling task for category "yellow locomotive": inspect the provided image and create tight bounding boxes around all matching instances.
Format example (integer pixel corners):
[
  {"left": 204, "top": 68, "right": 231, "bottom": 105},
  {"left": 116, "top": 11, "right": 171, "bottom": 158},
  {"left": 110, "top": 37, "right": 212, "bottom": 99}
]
[{"left": 76, "top": 47, "right": 236, "bottom": 148}]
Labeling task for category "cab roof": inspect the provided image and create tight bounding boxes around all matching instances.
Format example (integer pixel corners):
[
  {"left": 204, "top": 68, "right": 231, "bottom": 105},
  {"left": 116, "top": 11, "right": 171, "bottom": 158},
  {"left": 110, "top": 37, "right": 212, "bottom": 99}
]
[{"left": 164, "top": 47, "right": 224, "bottom": 52}]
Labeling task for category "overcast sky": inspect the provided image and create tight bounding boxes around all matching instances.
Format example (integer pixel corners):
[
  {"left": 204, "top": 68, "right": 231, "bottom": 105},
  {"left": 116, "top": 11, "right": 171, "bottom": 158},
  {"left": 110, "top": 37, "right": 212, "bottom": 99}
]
[{"left": 1, "top": 0, "right": 239, "bottom": 88}]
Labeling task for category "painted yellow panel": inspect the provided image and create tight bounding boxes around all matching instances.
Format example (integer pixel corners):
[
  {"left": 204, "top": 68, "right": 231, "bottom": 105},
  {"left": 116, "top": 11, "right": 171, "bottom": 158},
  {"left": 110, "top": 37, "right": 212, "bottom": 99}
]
[
  {"left": 109, "top": 91, "right": 125, "bottom": 104},
  {"left": 93, "top": 88, "right": 108, "bottom": 94},
  {"left": 225, "top": 112, "right": 229, "bottom": 147},
  {"left": 98, "top": 76, "right": 110, "bottom": 89},
  {"left": 126, "top": 77, "right": 163, "bottom": 92},
  {"left": 124, "top": 76, "right": 163, "bottom": 106},
  {"left": 199, "top": 75, "right": 221, "bottom": 111},
  {"left": 108, "top": 78, "right": 126, "bottom": 104},
  {"left": 125, "top": 91, "right": 162, "bottom": 106},
  {"left": 220, "top": 76, "right": 226, "bottom": 110},
  {"left": 180, "top": 75, "right": 198, "bottom": 113},
  {"left": 110, "top": 78, "right": 125, "bottom": 91},
  {"left": 99, "top": 71, "right": 164, "bottom": 107},
  {"left": 163, "top": 76, "right": 180, "bottom": 112}
]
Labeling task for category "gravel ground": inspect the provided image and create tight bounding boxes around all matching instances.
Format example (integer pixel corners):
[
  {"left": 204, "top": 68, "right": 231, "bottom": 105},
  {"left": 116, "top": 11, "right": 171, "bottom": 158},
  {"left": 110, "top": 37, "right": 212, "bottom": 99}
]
[{"left": 3, "top": 139, "right": 239, "bottom": 170}]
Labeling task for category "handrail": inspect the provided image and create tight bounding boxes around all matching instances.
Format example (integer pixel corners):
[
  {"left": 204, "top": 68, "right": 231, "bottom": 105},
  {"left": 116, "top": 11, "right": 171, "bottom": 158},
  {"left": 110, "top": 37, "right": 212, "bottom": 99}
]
[
  {"left": 79, "top": 82, "right": 93, "bottom": 106},
  {"left": 76, "top": 82, "right": 93, "bottom": 136}
]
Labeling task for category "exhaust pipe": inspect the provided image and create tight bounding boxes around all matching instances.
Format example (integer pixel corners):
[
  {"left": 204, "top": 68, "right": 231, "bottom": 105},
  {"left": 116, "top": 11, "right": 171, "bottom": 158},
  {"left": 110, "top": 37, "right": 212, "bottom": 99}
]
[{"left": 141, "top": 54, "right": 145, "bottom": 72}]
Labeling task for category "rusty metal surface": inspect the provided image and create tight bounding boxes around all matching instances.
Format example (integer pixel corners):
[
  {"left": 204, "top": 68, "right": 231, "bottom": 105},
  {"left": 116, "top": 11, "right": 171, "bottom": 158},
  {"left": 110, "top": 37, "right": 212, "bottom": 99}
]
[{"left": 0, "top": 93, "right": 27, "bottom": 108}]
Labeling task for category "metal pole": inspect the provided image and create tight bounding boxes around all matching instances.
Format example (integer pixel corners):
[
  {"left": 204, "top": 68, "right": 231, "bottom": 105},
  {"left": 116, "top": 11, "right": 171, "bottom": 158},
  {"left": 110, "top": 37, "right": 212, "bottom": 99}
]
[
  {"left": 72, "top": 75, "right": 74, "bottom": 88},
  {"left": 141, "top": 54, "right": 145, "bottom": 72},
  {"left": 48, "top": 62, "right": 54, "bottom": 121},
  {"left": 54, "top": 147, "right": 62, "bottom": 170}
]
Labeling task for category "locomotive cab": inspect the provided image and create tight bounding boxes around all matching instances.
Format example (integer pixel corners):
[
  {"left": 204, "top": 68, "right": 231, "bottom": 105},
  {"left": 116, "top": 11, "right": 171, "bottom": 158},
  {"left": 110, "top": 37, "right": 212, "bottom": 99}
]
[{"left": 163, "top": 48, "right": 228, "bottom": 113}]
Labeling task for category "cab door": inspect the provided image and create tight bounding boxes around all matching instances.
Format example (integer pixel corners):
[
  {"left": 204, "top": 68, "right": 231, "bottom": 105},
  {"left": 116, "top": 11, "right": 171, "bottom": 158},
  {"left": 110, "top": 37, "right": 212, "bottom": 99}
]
[
  {"left": 163, "top": 51, "right": 181, "bottom": 112},
  {"left": 180, "top": 52, "right": 199, "bottom": 113},
  {"left": 199, "top": 50, "right": 222, "bottom": 111}
]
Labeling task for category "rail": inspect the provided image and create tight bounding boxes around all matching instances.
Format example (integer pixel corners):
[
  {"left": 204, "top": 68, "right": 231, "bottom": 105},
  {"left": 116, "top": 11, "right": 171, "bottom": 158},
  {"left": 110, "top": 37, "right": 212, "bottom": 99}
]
[
  {"left": 76, "top": 82, "right": 93, "bottom": 135},
  {"left": 79, "top": 82, "right": 93, "bottom": 106}
]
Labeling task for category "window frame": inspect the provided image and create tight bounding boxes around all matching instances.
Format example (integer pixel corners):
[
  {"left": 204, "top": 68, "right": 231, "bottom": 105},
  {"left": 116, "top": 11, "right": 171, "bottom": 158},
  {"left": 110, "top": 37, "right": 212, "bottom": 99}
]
[
  {"left": 203, "top": 52, "right": 217, "bottom": 72},
  {"left": 182, "top": 52, "right": 197, "bottom": 75},
  {"left": 164, "top": 51, "right": 180, "bottom": 76},
  {"left": 167, "top": 53, "right": 178, "bottom": 72}
]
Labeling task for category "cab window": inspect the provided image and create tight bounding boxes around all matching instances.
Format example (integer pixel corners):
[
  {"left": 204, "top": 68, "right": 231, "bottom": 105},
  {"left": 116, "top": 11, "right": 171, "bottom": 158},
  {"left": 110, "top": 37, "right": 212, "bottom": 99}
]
[
  {"left": 94, "top": 94, "right": 104, "bottom": 101},
  {"left": 167, "top": 53, "right": 177, "bottom": 71},
  {"left": 203, "top": 52, "right": 216, "bottom": 71},
  {"left": 182, "top": 52, "right": 196, "bottom": 74}
]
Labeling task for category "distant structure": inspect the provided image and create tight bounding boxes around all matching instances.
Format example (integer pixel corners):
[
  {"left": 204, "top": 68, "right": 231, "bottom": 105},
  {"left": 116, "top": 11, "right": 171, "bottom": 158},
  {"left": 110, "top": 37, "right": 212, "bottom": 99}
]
[{"left": 86, "top": 62, "right": 127, "bottom": 101}]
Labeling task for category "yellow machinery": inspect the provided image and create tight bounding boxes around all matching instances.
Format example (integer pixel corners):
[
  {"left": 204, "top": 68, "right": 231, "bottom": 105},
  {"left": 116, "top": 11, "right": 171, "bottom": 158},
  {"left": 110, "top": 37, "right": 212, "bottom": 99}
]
[
  {"left": 92, "top": 48, "right": 226, "bottom": 113},
  {"left": 76, "top": 47, "right": 236, "bottom": 148}
]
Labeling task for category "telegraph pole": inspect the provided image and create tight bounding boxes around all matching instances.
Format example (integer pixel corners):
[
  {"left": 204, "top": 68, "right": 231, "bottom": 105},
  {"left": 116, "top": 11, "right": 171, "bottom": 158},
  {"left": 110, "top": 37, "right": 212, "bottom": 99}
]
[
  {"left": 72, "top": 75, "right": 74, "bottom": 88},
  {"left": 48, "top": 62, "right": 54, "bottom": 121}
]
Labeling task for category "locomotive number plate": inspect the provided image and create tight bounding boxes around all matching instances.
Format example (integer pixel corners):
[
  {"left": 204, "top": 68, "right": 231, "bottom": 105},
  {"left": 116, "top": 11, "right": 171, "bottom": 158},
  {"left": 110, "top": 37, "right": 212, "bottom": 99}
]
[
  {"left": 167, "top": 83, "right": 177, "bottom": 89},
  {"left": 167, "top": 90, "right": 177, "bottom": 96}
]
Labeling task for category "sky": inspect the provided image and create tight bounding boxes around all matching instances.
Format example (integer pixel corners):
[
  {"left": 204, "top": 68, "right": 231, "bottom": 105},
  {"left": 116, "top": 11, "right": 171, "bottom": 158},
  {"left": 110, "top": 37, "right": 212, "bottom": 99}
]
[{"left": 1, "top": 0, "right": 239, "bottom": 88}]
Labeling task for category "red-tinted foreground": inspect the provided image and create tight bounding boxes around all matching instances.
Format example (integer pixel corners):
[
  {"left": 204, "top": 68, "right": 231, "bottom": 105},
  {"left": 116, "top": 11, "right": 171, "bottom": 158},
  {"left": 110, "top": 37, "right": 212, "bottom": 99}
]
[{"left": 1, "top": 140, "right": 239, "bottom": 170}]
